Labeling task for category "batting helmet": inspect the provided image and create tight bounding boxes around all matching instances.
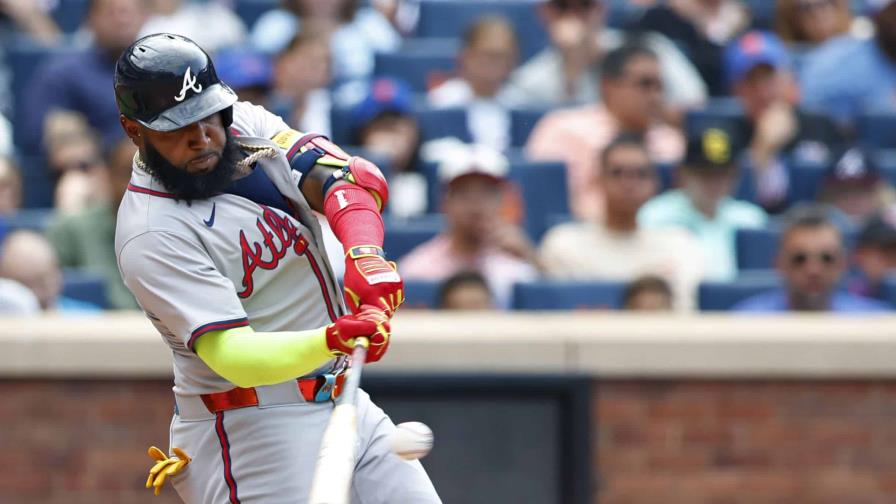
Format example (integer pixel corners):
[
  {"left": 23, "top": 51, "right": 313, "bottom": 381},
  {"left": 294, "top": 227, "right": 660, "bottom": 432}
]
[{"left": 114, "top": 33, "right": 237, "bottom": 132}]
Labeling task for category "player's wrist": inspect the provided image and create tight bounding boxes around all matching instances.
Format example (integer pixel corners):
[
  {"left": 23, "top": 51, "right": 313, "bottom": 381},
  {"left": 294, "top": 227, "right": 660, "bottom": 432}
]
[{"left": 345, "top": 245, "right": 386, "bottom": 260}]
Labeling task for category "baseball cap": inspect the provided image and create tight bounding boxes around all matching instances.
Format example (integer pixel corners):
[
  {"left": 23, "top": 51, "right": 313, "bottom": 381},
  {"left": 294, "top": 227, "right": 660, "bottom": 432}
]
[
  {"left": 725, "top": 31, "right": 789, "bottom": 86},
  {"left": 858, "top": 207, "right": 896, "bottom": 248},
  {"left": 682, "top": 125, "right": 743, "bottom": 171},
  {"left": 351, "top": 78, "right": 413, "bottom": 131},
  {"left": 822, "top": 148, "right": 881, "bottom": 188},
  {"left": 214, "top": 49, "right": 273, "bottom": 91},
  {"left": 430, "top": 139, "right": 509, "bottom": 186}
]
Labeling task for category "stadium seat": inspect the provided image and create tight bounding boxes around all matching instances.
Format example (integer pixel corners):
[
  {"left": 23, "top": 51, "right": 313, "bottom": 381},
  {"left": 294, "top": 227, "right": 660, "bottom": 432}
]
[
  {"left": 234, "top": 0, "right": 279, "bottom": 30},
  {"left": 415, "top": 1, "right": 548, "bottom": 61},
  {"left": 684, "top": 99, "right": 744, "bottom": 138},
  {"left": 857, "top": 113, "right": 896, "bottom": 150},
  {"left": 787, "top": 159, "right": 828, "bottom": 204},
  {"left": 507, "top": 161, "right": 569, "bottom": 242},
  {"left": 509, "top": 107, "right": 550, "bottom": 147},
  {"left": 878, "top": 276, "right": 896, "bottom": 308},
  {"left": 373, "top": 49, "right": 457, "bottom": 93},
  {"left": 417, "top": 107, "right": 472, "bottom": 143},
  {"left": 17, "top": 155, "right": 55, "bottom": 209},
  {"left": 6, "top": 208, "right": 54, "bottom": 232},
  {"left": 383, "top": 215, "right": 444, "bottom": 261},
  {"left": 62, "top": 269, "right": 108, "bottom": 309},
  {"left": 512, "top": 281, "right": 626, "bottom": 310},
  {"left": 50, "top": 0, "right": 89, "bottom": 33},
  {"left": 698, "top": 275, "right": 781, "bottom": 311},
  {"left": 402, "top": 279, "right": 441, "bottom": 309},
  {"left": 735, "top": 227, "right": 781, "bottom": 271}
]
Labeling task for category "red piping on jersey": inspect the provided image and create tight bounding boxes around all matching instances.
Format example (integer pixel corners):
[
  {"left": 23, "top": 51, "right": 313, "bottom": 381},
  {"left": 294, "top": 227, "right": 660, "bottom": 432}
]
[
  {"left": 188, "top": 317, "right": 250, "bottom": 351},
  {"left": 305, "top": 250, "right": 338, "bottom": 322},
  {"left": 215, "top": 412, "right": 241, "bottom": 504},
  {"left": 127, "top": 183, "right": 176, "bottom": 199}
]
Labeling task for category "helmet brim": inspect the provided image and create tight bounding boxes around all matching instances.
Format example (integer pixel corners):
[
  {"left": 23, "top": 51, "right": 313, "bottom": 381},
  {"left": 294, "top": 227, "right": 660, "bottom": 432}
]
[{"left": 137, "top": 83, "right": 238, "bottom": 132}]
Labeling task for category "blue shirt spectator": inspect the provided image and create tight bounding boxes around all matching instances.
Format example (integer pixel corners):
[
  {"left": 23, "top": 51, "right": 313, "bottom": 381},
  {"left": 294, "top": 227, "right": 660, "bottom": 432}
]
[
  {"left": 800, "top": 1, "right": 896, "bottom": 125},
  {"left": 733, "top": 290, "right": 889, "bottom": 312},
  {"left": 19, "top": 0, "right": 146, "bottom": 153}
]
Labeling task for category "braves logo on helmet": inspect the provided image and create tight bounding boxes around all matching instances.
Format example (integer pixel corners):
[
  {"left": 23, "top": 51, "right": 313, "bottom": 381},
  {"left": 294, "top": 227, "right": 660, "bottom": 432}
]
[{"left": 174, "top": 67, "right": 203, "bottom": 102}]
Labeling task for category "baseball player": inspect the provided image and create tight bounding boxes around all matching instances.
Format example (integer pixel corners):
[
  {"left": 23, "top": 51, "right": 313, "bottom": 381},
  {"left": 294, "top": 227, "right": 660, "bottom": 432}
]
[{"left": 113, "top": 33, "right": 440, "bottom": 503}]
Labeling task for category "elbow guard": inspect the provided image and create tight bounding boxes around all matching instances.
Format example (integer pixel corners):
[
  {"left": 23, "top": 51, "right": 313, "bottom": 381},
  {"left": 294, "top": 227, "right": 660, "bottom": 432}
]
[{"left": 321, "top": 157, "right": 390, "bottom": 212}]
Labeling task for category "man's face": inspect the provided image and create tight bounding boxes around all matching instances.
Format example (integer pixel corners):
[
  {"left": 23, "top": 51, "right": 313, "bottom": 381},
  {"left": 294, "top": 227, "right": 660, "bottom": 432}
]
[
  {"left": 129, "top": 112, "right": 242, "bottom": 200},
  {"left": 359, "top": 114, "right": 419, "bottom": 173},
  {"left": 89, "top": 0, "right": 145, "bottom": 55},
  {"left": 603, "top": 55, "right": 664, "bottom": 131},
  {"left": 734, "top": 64, "right": 785, "bottom": 120},
  {"left": 601, "top": 144, "right": 656, "bottom": 216},
  {"left": 441, "top": 282, "right": 495, "bottom": 310},
  {"left": 442, "top": 175, "right": 503, "bottom": 245},
  {"left": 797, "top": 0, "right": 842, "bottom": 43},
  {"left": 777, "top": 225, "right": 845, "bottom": 302},
  {"left": 275, "top": 40, "right": 331, "bottom": 96},
  {"left": 461, "top": 27, "right": 518, "bottom": 96},
  {"left": 679, "top": 166, "right": 737, "bottom": 211},
  {"left": 855, "top": 243, "right": 896, "bottom": 285}
]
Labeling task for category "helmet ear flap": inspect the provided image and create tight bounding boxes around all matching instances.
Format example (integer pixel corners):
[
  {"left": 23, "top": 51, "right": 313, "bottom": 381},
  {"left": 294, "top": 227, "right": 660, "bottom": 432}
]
[{"left": 220, "top": 106, "right": 234, "bottom": 128}]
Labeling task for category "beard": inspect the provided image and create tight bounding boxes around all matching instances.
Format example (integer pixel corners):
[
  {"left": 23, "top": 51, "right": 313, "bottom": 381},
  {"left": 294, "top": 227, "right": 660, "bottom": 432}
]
[{"left": 141, "top": 130, "right": 243, "bottom": 202}]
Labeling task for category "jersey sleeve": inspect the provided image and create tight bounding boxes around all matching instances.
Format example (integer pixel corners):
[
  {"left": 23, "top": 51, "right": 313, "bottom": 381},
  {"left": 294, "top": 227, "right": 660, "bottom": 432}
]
[
  {"left": 229, "top": 101, "right": 291, "bottom": 139},
  {"left": 118, "top": 231, "right": 249, "bottom": 351}
]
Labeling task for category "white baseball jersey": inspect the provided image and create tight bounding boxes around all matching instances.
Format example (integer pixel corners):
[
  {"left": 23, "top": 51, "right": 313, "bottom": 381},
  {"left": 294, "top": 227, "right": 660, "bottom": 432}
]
[{"left": 116, "top": 101, "right": 346, "bottom": 396}]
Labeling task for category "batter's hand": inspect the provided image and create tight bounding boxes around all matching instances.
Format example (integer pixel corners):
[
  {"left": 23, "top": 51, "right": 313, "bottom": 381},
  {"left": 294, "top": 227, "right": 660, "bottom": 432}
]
[
  {"left": 146, "top": 446, "right": 191, "bottom": 496},
  {"left": 325, "top": 306, "right": 391, "bottom": 362},
  {"left": 343, "top": 246, "right": 404, "bottom": 316}
]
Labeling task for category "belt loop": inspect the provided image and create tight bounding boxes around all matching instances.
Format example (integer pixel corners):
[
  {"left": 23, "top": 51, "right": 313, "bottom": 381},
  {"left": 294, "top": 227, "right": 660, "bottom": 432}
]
[{"left": 314, "top": 374, "right": 336, "bottom": 402}]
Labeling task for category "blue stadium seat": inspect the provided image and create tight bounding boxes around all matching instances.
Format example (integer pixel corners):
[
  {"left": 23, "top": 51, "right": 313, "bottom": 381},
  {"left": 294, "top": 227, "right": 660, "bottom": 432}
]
[
  {"left": 6, "top": 208, "right": 54, "bottom": 232},
  {"left": 878, "top": 275, "right": 896, "bottom": 308},
  {"left": 373, "top": 49, "right": 457, "bottom": 93},
  {"left": 512, "top": 281, "right": 626, "bottom": 310},
  {"left": 234, "top": 0, "right": 279, "bottom": 30},
  {"left": 50, "top": 0, "right": 89, "bottom": 33},
  {"left": 329, "top": 105, "right": 470, "bottom": 147},
  {"left": 856, "top": 113, "right": 896, "bottom": 149},
  {"left": 736, "top": 227, "right": 780, "bottom": 271},
  {"left": 787, "top": 159, "right": 828, "bottom": 204},
  {"left": 17, "top": 156, "right": 55, "bottom": 209},
  {"left": 698, "top": 276, "right": 781, "bottom": 311},
  {"left": 62, "top": 269, "right": 108, "bottom": 309},
  {"left": 383, "top": 215, "right": 444, "bottom": 261},
  {"left": 745, "top": 0, "right": 776, "bottom": 29},
  {"left": 509, "top": 107, "right": 550, "bottom": 147},
  {"left": 508, "top": 161, "right": 569, "bottom": 242},
  {"left": 402, "top": 279, "right": 441, "bottom": 309},
  {"left": 684, "top": 99, "right": 744, "bottom": 138},
  {"left": 415, "top": 1, "right": 548, "bottom": 61}
]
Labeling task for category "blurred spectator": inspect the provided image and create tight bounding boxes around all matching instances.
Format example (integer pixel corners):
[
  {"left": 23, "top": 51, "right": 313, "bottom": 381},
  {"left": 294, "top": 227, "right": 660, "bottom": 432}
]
[
  {"left": 47, "top": 139, "right": 138, "bottom": 310},
  {"left": 622, "top": 275, "right": 674, "bottom": 311},
  {"left": 0, "top": 230, "right": 101, "bottom": 313},
  {"left": 270, "top": 30, "right": 332, "bottom": 137},
  {"left": 639, "top": 126, "right": 768, "bottom": 281},
  {"left": 250, "top": 0, "right": 400, "bottom": 88},
  {"left": 21, "top": 0, "right": 146, "bottom": 153},
  {"left": 850, "top": 209, "right": 896, "bottom": 300},
  {"left": 352, "top": 78, "right": 425, "bottom": 218},
  {"left": 538, "top": 135, "right": 702, "bottom": 311},
  {"left": 215, "top": 49, "right": 274, "bottom": 106},
  {"left": 436, "top": 271, "right": 496, "bottom": 310},
  {"left": 630, "top": 0, "right": 749, "bottom": 96},
  {"left": 526, "top": 42, "right": 685, "bottom": 220},
  {"left": 0, "top": 156, "right": 22, "bottom": 216},
  {"left": 0, "top": 112, "right": 10, "bottom": 157},
  {"left": 399, "top": 146, "right": 538, "bottom": 308},
  {"left": 733, "top": 205, "right": 890, "bottom": 312},
  {"left": 776, "top": 0, "right": 853, "bottom": 48},
  {"left": 43, "top": 112, "right": 108, "bottom": 213},
  {"left": 800, "top": 0, "right": 896, "bottom": 125},
  {"left": 0, "top": 278, "right": 40, "bottom": 315},
  {"left": 0, "top": 0, "right": 61, "bottom": 45},
  {"left": 428, "top": 16, "right": 519, "bottom": 152},
  {"left": 139, "top": 0, "right": 246, "bottom": 53},
  {"left": 503, "top": 0, "right": 707, "bottom": 110},
  {"left": 818, "top": 148, "right": 895, "bottom": 228},
  {"left": 727, "top": 31, "right": 847, "bottom": 212}
]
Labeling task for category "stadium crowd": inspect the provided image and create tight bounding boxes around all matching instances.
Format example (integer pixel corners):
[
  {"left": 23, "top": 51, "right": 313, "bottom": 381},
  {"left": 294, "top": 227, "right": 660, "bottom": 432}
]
[{"left": 1, "top": 0, "right": 896, "bottom": 314}]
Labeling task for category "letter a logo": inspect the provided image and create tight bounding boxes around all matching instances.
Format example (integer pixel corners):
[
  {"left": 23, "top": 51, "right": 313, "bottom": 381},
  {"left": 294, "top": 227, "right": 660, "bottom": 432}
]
[{"left": 174, "top": 67, "right": 203, "bottom": 102}]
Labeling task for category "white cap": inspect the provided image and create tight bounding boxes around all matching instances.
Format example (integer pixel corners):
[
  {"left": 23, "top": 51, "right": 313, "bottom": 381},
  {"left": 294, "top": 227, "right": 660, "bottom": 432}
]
[{"left": 422, "top": 138, "right": 509, "bottom": 185}]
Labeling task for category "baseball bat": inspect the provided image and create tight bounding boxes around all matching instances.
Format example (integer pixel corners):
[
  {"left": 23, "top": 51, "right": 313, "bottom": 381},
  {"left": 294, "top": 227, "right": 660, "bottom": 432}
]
[{"left": 308, "top": 337, "right": 369, "bottom": 504}]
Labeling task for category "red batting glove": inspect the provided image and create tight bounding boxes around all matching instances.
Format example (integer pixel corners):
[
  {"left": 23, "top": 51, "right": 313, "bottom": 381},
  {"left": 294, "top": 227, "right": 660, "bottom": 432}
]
[
  {"left": 324, "top": 306, "right": 391, "bottom": 363},
  {"left": 343, "top": 246, "right": 404, "bottom": 316}
]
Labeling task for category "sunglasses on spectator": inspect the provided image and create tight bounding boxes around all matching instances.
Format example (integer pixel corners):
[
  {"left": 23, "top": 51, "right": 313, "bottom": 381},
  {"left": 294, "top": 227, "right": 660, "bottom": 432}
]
[
  {"left": 797, "top": 0, "right": 835, "bottom": 12},
  {"left": 623, "top": 75, "right": 663, "bottom": 92},
  {"left": 788, "top": 250, "right": 839, "bottom": 267},
  {"left": 605, "top": 165, "right": 653, "bottom": 179}
]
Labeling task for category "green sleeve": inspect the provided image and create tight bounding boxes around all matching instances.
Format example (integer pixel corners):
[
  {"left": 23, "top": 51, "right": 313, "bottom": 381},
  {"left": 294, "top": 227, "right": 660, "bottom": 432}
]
[{"left": 194, "top": 325, "right": 335, "bottom": 388}]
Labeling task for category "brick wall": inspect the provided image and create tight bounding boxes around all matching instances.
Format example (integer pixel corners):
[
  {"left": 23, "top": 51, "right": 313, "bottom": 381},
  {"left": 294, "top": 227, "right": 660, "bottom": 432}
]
[
  {"left": 4, "top": 379, "right": 896, "bottom": 503},
  {"left": 595, "top": 380, "right": 896, "bottom": 504}
]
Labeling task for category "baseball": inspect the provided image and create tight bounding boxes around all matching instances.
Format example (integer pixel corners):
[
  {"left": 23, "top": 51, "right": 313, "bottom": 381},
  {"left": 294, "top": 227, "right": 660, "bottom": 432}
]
[{"left": 390, "top": 422, "right": 434, "bottom": 460}]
